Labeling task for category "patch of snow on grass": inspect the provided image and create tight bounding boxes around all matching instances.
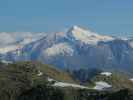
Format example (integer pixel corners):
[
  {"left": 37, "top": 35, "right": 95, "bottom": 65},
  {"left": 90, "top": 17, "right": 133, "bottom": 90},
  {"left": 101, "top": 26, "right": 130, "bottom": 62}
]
[
  {"left": 130, "top": 78, "right": 133, "bottom": 82},
  {"left": 47, "top": 77, "right": 55, "bottom": 82},
  {"left": 37, "top": 70, "right": 43, "bottom": 76},
  {"left": 53, "top": 82, "right": 89, "bottom": 89},
  {"left": 100, "top": 72, "right": 112, "bottom": 77},
  {"left": 1, "top": 60, "right": 12, "bottom": 64},
  {"left": 94, "top": 81, "right": 112, "bottom": 91}
]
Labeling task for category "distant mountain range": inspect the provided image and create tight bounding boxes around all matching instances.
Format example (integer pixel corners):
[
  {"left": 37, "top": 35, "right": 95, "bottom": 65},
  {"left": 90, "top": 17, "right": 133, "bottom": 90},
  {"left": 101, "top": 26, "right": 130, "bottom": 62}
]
[{"left": 1, "top": 26, "right": 133, "bottom": 73}]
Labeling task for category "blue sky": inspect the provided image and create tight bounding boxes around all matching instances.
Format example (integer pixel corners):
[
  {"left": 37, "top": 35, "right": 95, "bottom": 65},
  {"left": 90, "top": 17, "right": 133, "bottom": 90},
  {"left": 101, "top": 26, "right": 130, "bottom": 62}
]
[{"left": 0, "top": 0, "right": 133, "bottom": 36}]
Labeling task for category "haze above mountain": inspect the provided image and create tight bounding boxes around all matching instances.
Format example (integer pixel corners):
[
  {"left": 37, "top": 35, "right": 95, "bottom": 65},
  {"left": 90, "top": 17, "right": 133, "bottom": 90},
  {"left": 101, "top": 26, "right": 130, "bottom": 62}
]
[{"left": 0, "top": 32, "right": 46, "bottom": 53}]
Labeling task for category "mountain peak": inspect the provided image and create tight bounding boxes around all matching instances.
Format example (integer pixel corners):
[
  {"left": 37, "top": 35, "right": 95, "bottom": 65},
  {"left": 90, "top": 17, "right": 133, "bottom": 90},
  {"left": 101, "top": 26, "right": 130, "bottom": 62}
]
[
  {"left": 66, "top": 25, "right": 114, "bottom": 44},
  {"left": 69, "top": 25, "right": 91, "bottom": 34},
  {"left": 71, "top": 25, "right": 83, "bottom": 31}
]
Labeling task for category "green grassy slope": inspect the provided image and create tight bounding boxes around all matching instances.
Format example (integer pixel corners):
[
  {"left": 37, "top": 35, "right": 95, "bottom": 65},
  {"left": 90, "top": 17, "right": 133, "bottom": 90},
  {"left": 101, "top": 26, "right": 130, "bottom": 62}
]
[{"left": 0, "top": 61, "right": 76, "bottom": 100}]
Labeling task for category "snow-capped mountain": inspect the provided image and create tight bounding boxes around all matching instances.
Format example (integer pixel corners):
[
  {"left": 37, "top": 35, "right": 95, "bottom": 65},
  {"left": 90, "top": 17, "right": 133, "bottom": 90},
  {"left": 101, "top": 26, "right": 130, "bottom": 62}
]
[{"left": 1, "top": 26, "right": 133, "bottom": 72}]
